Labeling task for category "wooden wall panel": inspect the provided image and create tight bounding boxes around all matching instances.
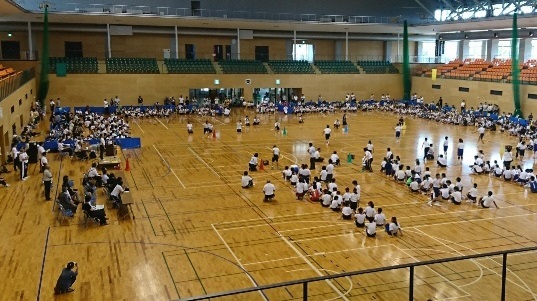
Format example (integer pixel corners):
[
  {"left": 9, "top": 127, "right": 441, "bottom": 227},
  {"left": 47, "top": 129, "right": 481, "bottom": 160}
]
[
  {"left": 47, "top": 74, "right": 403, "bottom": 106},
  {"left": 412, "top": 76, "right": 537, "bottom": 115}
]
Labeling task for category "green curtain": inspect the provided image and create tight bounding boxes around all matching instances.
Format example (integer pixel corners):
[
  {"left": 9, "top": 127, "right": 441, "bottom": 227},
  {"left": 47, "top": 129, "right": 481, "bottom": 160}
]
[
  {"left": 37, "top": 6, "right": 50, "bottom": 108},
  {"left": 511, "top": 13, "right": 522, "bottom": 117},
  {"left": 403, "top": 20, "right": 411, "bottom": 100}
]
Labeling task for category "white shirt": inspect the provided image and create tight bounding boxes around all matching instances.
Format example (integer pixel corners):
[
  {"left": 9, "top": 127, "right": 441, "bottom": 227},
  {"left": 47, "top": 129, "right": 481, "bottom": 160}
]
[
  {"left": 478, "top": 127, "right": 485, "bottom": 134},
  {"left": 342, "top": 206, "right": 352, "bottom": 216},
  {"left": 296, "top": 182, "right": 307, "bottom": 193},
  {"left": 321, "top": 194, "right": 331, "bottom": 206},
  {"left": 410, "top": 181, "right": 419, "bottom": 190},
  {"left": 40, "top": 156, "right": 48, "bottom": 166},
  {"left": 365, "top": 206, "right": 375, "bottom": 217},
  {"left": 451, "top": 191, "right": 462, "bottom": 203},
  {"left": 482, "top": 196, "right": 494, "bottom": 207},
  {"left": 374, "top": 213, "right": 386, "bottom": 225},
  {"left": 395, "top": 126, "right": 401, "bottom": 132},
  {"left": 438, "top": 157, "right": 447, "bottom": 165},
  {"left": 320, "top": 170, "right": 328, "bottom": 181},
  {"left": 272, "top": 147, "right": 280, "bottom": 156},
  {"left": 241, "top": 175, "right": 252, "bottom": 187},
  {"left": 249, "top": 156, "right": 258, "bottom": 165},
  {"left": 366, "top": 222, "right": 377, "bottom": 235},
  {"left": 388, "top": 222, "right": 400, "bottom": 234},
  {"left": 395, "top": 170, "right": 405, "bottom": 180},
  {"left": 308, "top": 146, "right": 316, "bottom": 158},
  {"left": 355, "top": 184, "right": 361, "bottom": 199},
  {"left": 111, "top": 184, "right": 124, "bottom": 196},
  {"left": 355, "top": 213, "right": 366, "bottom": 224},
  {"left": 263, "top": 183, "right": 275, "bottom": 195},
  {"left": 468, "top": 187, "right": 478, "bottom": 198},
  {"left": 330, "top": 153, "right": 340, "bottom": 163},
  {"left": 502, "top": 152, "right": 513, "bottom": 162},
  {"left": 323, "top": 128, "right": 332, "bottom": 135},
  {"left": 326, "top": 164, "right": 334, "bottom": 174},
  {"left": 88, "top": 167, "right": 99, "bottom": 178},
  {"left": 440, "top": 188, "right": 450, "bottom": 198},
  {"left": 458, "top": 142, "right": 464, "bottom": 150}
]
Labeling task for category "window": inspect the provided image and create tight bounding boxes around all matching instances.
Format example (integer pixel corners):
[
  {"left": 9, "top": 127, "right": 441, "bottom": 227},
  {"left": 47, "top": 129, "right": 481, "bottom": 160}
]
[
  {"left": 531, "top": 39, "right": 537, "bottom": 60},
  {"left": 420, "top": 41, "right": 436, "bottom": 63},
  {"left": 11, "top": 105, "right": 14, "bottom": 113},
  {"left": 19, "top": 99, "right": 22, "bottom": 106},
  {"left": 293, "top": 43, "right": 314, "bottom": 62},
  {"left": 442, "top": 41, "right": 459, "bottom": 63},
  {"left": 468, "top": 41, "right": 484, "bottom": 59},
  {"left": 497, "top": 40, "right": 511, "bottom": 59}
]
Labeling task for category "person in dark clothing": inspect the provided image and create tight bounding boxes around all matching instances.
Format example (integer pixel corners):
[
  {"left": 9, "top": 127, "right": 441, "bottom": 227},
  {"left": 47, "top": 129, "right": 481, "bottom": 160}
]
[
  {"left": 82, "top": 195, "right": 108, "bottom": 225},
  {"left": 54, "top": 262, "right": 78, "bottom": 294},
  {"left": 59, "top": 186, "right": 78, "bottom": 213}
]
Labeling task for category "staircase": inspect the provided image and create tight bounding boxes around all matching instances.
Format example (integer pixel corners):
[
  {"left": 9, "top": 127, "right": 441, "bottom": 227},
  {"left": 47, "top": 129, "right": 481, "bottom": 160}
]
[
  {"left": 212, "top": 61, "right": 223, "bottom": 74},
  {"left": 263, "top": 62, "right": 273, "bottom": 74}
]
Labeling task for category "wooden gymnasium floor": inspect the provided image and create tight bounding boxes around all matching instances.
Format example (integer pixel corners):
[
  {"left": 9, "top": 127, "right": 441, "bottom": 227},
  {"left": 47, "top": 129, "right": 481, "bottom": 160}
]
[{"left": 2, "top": 109, "right": 537, "bottom": 301}]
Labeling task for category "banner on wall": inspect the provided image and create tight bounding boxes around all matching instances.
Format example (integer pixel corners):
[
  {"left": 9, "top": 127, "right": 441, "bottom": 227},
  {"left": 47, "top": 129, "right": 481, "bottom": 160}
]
[{"left": 431, "top": 69, "right": 437, "bottom": 81}]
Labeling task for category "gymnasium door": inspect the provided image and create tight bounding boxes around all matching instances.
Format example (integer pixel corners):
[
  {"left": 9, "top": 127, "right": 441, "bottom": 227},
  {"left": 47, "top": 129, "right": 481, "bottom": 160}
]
[
  {"left": 1, "top": 41, "right": 21, "bottom": 60},
  {"left": 213, "top": 45, "right": 223, "bottom": 61},
  {"left": 185, "top": 44, "right": 195, "bottom": 59},
  {"left": 255, "top": 46, "right": 269, "bottom": 62},
  {"left": 65, "top": 41, "right": 83, "bottom": 57}
]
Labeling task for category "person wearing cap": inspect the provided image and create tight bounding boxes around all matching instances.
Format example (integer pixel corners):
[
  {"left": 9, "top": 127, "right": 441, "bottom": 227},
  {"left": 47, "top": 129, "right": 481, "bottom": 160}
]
[{"left": 54, "top": 261, "right": 78, "bottom": 294}]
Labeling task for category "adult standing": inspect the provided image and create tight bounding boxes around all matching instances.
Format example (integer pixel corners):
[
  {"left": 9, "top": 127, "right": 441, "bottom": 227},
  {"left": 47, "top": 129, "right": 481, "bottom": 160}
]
[
  {"left": 443, "top": 136, "right": 449, "bottom": 156},
  {"left": 308, "top": 143, "right": 316, "bottom": 170},
  {"left": 457, "top": 138, "right": 464, "bottom": 160},
  {"left": 11, "top": 143, "right": 19, "bottom": 172},
  {"left": 502, "top": 146, "right": 513, "bottom": 169},
  {"left": 477, "top": 125, "right": 486, "bottom": 144},
  {"left": 18, "top": 147, "right": 29, "bottom": 180},
  {"left": 422, "top": 138, "right": 429, "bottom": 160},
  {"left": 43, "top": 165, "right": 53, "bottom": 201}
]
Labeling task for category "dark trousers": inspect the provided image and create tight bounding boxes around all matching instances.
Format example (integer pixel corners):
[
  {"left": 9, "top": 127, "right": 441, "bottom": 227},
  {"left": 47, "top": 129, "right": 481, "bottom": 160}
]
[
  {"left": 310, "top": 157, "right": 316, "bottom": 170},
  {"left": 44, "top": 180, "right": 52, "bottom": 200},
  {"left": 20, "top": 162, "right": 28, "bottom": 179},
  {"left": 99, "top": 145, "right": 105, "bottom": 160}
]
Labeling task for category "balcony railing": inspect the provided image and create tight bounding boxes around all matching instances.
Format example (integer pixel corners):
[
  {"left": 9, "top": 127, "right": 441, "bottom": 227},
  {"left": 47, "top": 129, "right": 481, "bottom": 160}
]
[
  {"left": 179, "top": 245, "right": 537, "bottom": 301},
  {"left": 0, "top": 68, "right": 35, "bottom": 102}
]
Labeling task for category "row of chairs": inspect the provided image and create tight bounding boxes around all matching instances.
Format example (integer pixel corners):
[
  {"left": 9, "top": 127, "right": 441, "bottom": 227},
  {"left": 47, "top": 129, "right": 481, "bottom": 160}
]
[
  {"left": 164, "top": 59, "right": 216, "bottom": 74},
  {"left": 49, "top": 57, "right": 98, "bottom": 74}
]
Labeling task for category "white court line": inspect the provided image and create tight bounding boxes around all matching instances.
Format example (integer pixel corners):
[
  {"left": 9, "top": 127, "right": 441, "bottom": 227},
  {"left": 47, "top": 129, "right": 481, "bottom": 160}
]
[
  {"left": 265, "top": 147, "right": 298, "bottom": 164},
  {"left": 215, "top": 211, "right": 334, "bottom": 226},
  {"left": 242, "top": 244, "right": 391, "bottom": 266},
  {"left": 154, "top": 117, "right": 169, "bottom": 129},
  {"left": 409, "top": 228, "right": 537, "bottom": 298},
  {"left": 134, "top": 120, "right": 145, "bottom": 133},
  {"left": 413, "top": 212, "right": 537, "bottom": 228},
  {"left": 393, "top": 245, "right": 471, "bottom": 298},
  {"left": 286, "top": 268, "right": 353, "bottom": 301},
  {"left": 278, "top": 233, "right": 350, "bottom": 301},
  {"left": 211, "top": 224, "right": 268, "bottom": 301},
  {"left": 398, "top": 203, "right": 537, "bottom": 220},
  {"left": 152, "top": 145, "right": 186, "bottom": 188},
  {"left": 188, "top": 147, "right": 221, "bottom": 178}
]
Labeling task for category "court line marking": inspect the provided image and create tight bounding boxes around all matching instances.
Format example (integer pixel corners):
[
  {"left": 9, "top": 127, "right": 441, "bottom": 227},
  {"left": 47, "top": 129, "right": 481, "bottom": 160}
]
[
  {"left": 393, "top": 245, "right": 472, "bottom": 298},
  {"left": 188, "top": 147, "right": 221, "bottom": 179},
  {"left": 242, "top": 244, "right": 390, "bottom": 266},
  {"left": 155, "top": 117, "right": 170, "bottom": 129},
  {"left": 286, "top": 268, "right": 353, "bottom": 301},
  {"left": 211, "top": 224, "right": 268, "bottom": 301},
  {"left": 278, "top": 233, "right": 350, "bottom": 301},
  {"left": 152, "top": 145, "right": 186, "bottom": 188},
  {"left": 134, "top": 120, "right": 145, "bottom": 133},
  {"left": 408, "top": 228, "right": 537, "bottom": 298}
]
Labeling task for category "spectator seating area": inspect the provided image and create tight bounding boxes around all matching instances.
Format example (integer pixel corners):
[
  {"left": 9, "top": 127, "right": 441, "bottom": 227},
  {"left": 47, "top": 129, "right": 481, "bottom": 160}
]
[
  {"left": 164, "top": 59, "right": 216, "bottom": 74},
  {"left": 314, "top": 60, "right": 360, "bottom": 74},
  {"left": 417, "top": 58, "right": 537, "bottom": 85},
  {"left": 218, "top": 60, "right": 267, "bottom": 74},
  {"left": 268, "top": 60, "right": 315, "bottom": 74},
  {"left": 356, "top": 60, "right": 399, "bottom": 74},
  {"left": 0, "top": 65, "right": 16, "bottom": 79},
  {"left": 105, "top": 58, "right": 159, "bottom": 74},
  {"left": 49, "top": 57, "right": 98, "bottom": 74}
]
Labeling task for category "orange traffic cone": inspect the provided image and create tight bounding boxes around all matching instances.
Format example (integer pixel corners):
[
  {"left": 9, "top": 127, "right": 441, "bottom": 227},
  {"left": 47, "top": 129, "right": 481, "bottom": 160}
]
[
  {"left": 212, "top": 129, "right": 217, "bottom": 139},
  {"left": 259, "top": 159, "right": 265, "bottom": 171},
  {"left": 125, "top": 157, "right": 131, "bottom": 171}
]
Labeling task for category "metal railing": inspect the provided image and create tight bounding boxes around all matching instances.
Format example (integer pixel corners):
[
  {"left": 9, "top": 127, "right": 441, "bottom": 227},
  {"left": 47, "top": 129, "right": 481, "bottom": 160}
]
[
  {"left": 179, "top": 245, "right": 537, "bottom": 301},
  {"left": 0, "top": 68, "right": 35, "bottom": 102},
  {"left": 20, "top": 2, "right": 399, "bottom": 24}
]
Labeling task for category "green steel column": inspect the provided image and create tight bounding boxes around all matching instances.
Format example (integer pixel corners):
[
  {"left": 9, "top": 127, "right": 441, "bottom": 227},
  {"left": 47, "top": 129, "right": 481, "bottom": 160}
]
[{"left": 511, "top": 13, "right": 522, "bottom": 116}]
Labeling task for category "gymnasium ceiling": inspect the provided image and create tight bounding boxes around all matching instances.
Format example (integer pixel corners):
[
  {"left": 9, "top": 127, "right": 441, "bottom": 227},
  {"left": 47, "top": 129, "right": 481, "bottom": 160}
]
[{"left": 1, "top": 0, "right": 537, "bottom": 38}]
